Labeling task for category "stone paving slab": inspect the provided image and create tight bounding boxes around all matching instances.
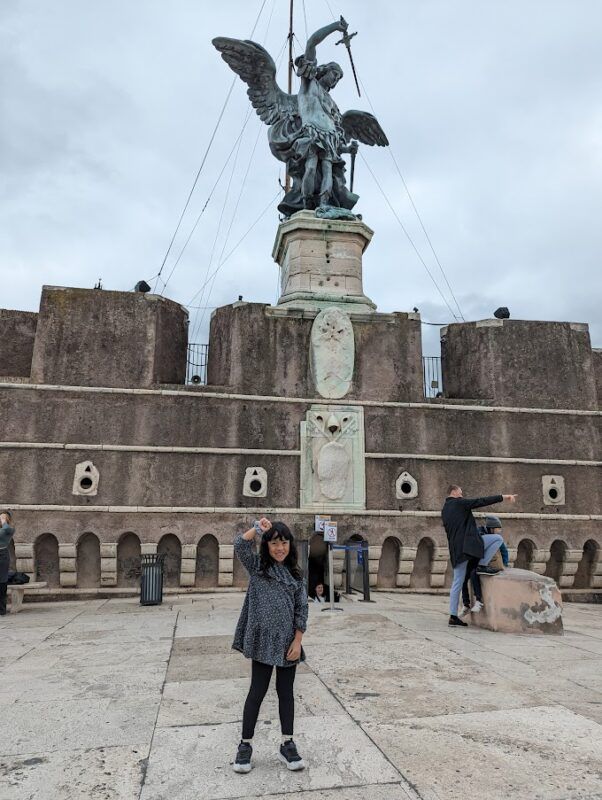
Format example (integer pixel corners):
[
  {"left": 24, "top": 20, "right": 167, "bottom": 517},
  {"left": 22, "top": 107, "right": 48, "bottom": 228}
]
[
  {"left": 320, "top": 666, "right": 549, "bottom": 723},
  {"left": 364, "top": 705, "right": 602, "bottom": 800},
  {"left": 157, "top": 673, "right": 345, "bottom": 728},
  {"left": 0, "top": 698, "right": 160, "bottom": 757},
  {"left": 139, "top": 716, "right": 403, "bottom": 800},
  {"left": 0, "top": 746, "right": 146, "bottom": 800}
]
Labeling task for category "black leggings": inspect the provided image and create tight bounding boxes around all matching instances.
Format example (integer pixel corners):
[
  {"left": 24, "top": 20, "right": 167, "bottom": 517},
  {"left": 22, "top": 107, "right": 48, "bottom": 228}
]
[{"left": 242, "top": 660, "right": 296, "bottom": 740}]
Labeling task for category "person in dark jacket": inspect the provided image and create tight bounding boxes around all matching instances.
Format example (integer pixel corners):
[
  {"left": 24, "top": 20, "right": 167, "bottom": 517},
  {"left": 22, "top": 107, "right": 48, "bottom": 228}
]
[
  {"left": 0, "top": 510, "right": 15, "bottom": 616},
  {"left": 442, "top": 486, "right": 516, "bottom": 626}
]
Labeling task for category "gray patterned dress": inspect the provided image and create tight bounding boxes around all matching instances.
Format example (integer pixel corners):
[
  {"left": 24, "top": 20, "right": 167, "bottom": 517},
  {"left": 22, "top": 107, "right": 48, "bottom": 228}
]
[{"left": 232, "top": 535, "right": 308, "bottom": 668}]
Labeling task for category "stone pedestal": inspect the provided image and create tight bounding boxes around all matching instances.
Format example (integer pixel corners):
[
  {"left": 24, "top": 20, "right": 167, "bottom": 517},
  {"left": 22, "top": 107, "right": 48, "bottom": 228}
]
[
  {"left": 470, "top": 568, "right": 563, "bottom": 634},
  {"left": 272, "top": 211, "right": 376, "bottom": 313}
]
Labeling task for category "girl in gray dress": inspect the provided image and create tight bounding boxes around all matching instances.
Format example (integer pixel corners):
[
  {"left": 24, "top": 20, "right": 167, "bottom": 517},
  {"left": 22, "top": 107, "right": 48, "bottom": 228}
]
[{"left": 232, "top": 517, "right": 308, "bottom": 774}]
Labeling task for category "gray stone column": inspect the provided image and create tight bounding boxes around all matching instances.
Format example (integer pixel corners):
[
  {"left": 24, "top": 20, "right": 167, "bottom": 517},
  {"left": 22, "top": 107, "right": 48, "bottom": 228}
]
[
  {"left": 59, "top": 543, "right": 77, "bottom": 587},
  {"left": 396, "top": 546, "right": 416, "bottom": 588},
  {"left": 218, "top": 544, "right": 234, "bottom": 587},
  {"left": 180, "top": 545, "right": 196, "bottom": 588},
  {"left": 430, "top": 547, "right": 449, "bottom": 588},
  {"left": 530, "top": 549, "right": 551, "bottom": 575},
  {"left": 100, "top": 543, "right": 117, "bottom": 587},
  {"left": 15, "top": 543, "right": 35, "bottom": 580},
  {"left": 558, "top": 549, "right": 583, "bottom": 588}
]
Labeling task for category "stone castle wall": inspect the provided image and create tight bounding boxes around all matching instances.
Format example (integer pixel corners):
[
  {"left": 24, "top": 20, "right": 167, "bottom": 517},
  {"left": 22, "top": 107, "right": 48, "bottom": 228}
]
[{"left": 1, "top": 240, "right": 601, "bottom": 598}]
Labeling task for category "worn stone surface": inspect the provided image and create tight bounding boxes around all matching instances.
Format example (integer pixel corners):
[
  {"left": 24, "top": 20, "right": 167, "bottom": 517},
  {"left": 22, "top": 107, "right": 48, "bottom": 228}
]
[
  {"left": 0, "top": 309, "right": 37, "bottom": 378},
  {"left": 30, "top": 286, "right": 188, "bottom": 388},
  {"left": 310, "top": 307, "right": 355, "bottom": 399},
  {"left": 593, "top": 348, "right": 602, "bottom": 408},
  {"left": 2, "top": 594, "right": 602, "bottom": 799},
  {"left": 442, "top": 319, "right": 598, "bottom": 410},
  {"left": 470, "top": 568, "right": 563, "bottom": 634},
  {"left": 207, "top": 302, "right": 424, "bottom": 401},
  {"left": 273, "top": 212, "right": 376, "bottom": 312}
]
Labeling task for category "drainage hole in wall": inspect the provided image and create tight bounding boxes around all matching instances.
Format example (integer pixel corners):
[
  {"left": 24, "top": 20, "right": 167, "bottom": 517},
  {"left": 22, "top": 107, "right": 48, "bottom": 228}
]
[
  {"left": 548, "top": 487, "right": 558, "bottom": 500},
  {"left": 401, "top": 482, "right": 413, "bottom": 494},
  {"left": 80, "top": 477, "right": 93, "bottom": 490},
  {"left": 250, "top": 480, "right": 263, "bottom": 493}
]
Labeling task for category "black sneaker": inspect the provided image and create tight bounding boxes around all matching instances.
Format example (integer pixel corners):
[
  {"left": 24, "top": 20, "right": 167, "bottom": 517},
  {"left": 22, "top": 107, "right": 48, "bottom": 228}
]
[
  {"left": 233, "top": 741, "right": 253, "bottom": 774},
  {"left": 448, "top": 614, "right": 468, "bottom": 627},
  {"left": 476, "top": 565, "right": 502, "bottom": 575},
  {"left": 278, "top": 739, "right": 305, "bottom": 771}
]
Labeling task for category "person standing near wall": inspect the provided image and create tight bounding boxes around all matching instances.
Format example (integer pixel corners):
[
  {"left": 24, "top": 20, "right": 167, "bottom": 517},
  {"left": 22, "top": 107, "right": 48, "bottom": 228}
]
[
  {"left": 231, "top": 517, "right": 309, "bottom": 774},
  {"left": 0, "top": 511, "right": 15, "bottom": 616},
  {"left": 442, "top": 486, "right": 516, "bottom": 626}
]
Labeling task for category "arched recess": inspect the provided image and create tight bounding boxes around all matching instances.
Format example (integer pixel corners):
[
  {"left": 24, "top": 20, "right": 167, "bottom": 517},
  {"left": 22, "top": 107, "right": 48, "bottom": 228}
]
[
  {"left": 195, "top": 534, "right": 219, "bottom": 588},
  {"left": 77, "top": 532, "right": 101, "bottom": 588},
  {"left": 8, "top": 539, "right": 16, "bottom": 571},
  {"left": 158, "top": 534, "right": 182, "bottom": 588},
  {"left": 573, "top": 540, "right": 600, "bottom": 589},
  {"left": 308, "top": 533, "right": 328, "bottom": 595},
  {"left": 545, "top": 539, "right": 567, "bottom": 583},
  {"left": 377, "top": 537, "right": 400, "bottom": 589},
  {"left": 117, "top": 533, "right": 141, "bottom": 588},
  {"left": 515, "top": 539, "right": 535, "bottom": 571},
  {"left": 410, "top": 537, "right": 434, "bottom": 589},
  {"left": 34, "top": 533, "right": 60, "bottom": 588}
]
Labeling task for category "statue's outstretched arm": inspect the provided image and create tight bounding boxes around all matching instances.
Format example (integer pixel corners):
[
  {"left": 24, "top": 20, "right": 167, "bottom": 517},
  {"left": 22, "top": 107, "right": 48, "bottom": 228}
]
[{"left": 305, "top": 17, "right": 347, "bottom": 62}]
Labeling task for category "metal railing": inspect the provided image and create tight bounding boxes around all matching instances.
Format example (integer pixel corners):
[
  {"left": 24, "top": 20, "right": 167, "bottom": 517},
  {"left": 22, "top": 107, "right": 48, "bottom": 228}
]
[
  {"left": 186, "top": 343, "right": 209, "bottom": 385},
  {"left": 422, "top": 356, "right": 443, "bottom": 398}
]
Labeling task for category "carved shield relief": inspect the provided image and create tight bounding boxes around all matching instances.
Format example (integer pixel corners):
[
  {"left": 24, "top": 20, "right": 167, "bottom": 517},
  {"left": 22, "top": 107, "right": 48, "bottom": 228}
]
[
  {"left": 300, "top": 405, "right": 365, "bottom": 511},
  {"left": 310, "top": 307, "right": 354, "bottom": 399}
]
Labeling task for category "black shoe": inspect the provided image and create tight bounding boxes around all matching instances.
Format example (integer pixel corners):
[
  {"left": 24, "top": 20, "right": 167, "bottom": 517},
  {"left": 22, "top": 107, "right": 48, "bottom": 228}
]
[
  {"left": 278, "top": 739, "right": 305, "bottom": 771},
  {"left": 476, "top": 566, "right": 502, "bottom": 575},
  {"left": 233, "top": 741, "right": 253, "bottom": 774},
  {"left": 448, "top": 615, "right": 468, "bottom": 627}
]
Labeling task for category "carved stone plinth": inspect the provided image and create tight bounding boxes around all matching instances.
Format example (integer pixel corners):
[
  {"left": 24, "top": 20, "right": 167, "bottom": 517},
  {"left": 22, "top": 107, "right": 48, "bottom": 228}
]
[{"left": 272, "top": 210, "right": 376, "bottom": 313}]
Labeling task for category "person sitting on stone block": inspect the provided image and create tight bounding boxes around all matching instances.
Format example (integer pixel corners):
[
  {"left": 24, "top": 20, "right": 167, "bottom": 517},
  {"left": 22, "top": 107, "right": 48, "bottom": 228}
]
[{"left": 459, "top": 515, "right": 510, "bottom": 618}]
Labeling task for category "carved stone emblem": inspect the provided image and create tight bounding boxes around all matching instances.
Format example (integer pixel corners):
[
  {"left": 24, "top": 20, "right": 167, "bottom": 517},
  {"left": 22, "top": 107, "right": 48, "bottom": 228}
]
[
  {"left": 310, "top": 307, "right": 354, "bottom": 399},
  {"left": 72, "top": 461, "right": 100, "bottom": 496},
  {"left": 300, "top": 405, "right": 365, "bottom": 511}
]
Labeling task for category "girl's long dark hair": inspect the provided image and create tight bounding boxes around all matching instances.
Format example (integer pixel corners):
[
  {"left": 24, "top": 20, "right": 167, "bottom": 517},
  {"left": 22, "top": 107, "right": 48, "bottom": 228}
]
[{"left": 259, "top": 521, "right": 302, "bottom": 580}]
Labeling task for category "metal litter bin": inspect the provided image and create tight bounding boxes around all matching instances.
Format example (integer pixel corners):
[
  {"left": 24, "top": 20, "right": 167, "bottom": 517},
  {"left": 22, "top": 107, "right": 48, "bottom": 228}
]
[{"left": 140, "top": 554, "right": 165, "bottom": 606}]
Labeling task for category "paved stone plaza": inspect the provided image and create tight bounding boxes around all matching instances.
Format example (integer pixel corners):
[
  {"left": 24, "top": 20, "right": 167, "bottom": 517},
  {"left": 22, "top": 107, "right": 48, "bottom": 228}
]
[{"left": 1, "top": 593, "right": 602, "bottom": 800}]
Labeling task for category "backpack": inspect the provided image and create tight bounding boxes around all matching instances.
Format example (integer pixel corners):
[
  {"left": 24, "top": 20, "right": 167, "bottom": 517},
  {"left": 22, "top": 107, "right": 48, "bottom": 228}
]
[{"left": 7, "top": 571, "right": 30, "bottom": 585}]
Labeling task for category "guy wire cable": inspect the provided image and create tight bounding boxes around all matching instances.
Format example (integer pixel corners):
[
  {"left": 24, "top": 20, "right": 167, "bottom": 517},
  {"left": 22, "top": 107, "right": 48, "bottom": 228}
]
[{"left": 153, "top": 0, "right": 270, "bottom": 293}]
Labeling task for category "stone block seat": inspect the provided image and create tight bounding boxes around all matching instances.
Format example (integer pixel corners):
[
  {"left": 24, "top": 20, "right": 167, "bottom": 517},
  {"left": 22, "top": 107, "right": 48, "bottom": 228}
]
[
  {"left": 7, "top": 582, "right": 47, "bottom": 613},
  {"left": 470, "top": 568, "right": 563, "bottom": 634}
]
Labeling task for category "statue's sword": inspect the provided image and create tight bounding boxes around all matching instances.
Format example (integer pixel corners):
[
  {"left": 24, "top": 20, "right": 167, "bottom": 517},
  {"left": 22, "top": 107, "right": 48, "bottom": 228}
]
[{"left": 335, "top": 29, "right": 361, "bottom": 97}]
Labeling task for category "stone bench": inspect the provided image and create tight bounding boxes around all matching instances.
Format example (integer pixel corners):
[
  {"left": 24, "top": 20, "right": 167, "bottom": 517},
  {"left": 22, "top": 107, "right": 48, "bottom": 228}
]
[
  {"left": 7, "top": 582, "right": 48, "bottom": 613},
  {"left": 469, "top": 568, "right": 563, "bottom": 634}
]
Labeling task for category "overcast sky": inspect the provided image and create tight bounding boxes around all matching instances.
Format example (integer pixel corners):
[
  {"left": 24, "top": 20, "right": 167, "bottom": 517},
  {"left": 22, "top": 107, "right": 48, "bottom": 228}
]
[{"left": 2, "top": 0, "right": 601, "bottom": 355}]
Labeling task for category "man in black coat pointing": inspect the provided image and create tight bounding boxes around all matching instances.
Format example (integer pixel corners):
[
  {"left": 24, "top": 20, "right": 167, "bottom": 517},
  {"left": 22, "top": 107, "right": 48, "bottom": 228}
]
[{"left": 442, "top": 485, "right": 516, "bottom": 626}]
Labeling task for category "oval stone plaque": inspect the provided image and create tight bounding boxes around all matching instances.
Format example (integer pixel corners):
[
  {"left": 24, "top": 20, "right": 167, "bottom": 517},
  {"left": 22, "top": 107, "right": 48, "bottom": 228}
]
[{"left": 310, "top": 307, "right": 354, "bottom": 399}]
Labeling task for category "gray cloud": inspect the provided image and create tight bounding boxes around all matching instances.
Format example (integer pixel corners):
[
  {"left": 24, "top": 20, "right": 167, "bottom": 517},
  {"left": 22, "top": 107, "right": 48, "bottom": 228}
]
[{"left": 1, "top": 0, "right": 600, "bottom": 355}]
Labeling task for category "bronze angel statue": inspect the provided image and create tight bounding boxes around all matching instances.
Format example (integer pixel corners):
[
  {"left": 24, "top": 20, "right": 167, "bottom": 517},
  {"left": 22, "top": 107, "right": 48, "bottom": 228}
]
[{"left": 213, "top": 17, "right": 388, "bottom": 218}]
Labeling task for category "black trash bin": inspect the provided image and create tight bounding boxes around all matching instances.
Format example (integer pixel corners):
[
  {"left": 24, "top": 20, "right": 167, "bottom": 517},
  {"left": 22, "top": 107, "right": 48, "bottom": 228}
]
[{"left": 140, "top": 554, "right": 165, "bottom": 606}]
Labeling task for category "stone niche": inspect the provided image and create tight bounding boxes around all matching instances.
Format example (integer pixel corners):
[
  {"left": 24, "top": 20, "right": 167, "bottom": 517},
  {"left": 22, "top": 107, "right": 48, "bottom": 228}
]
[
  {"left": 300, "top": 405, "right": 365, "bottom": 511},
  {"left": 30, "top": 286, "right": 188, "bottom": 388},
  {"left": 441, "top": 319, "right": 598, "bottom": 410}
]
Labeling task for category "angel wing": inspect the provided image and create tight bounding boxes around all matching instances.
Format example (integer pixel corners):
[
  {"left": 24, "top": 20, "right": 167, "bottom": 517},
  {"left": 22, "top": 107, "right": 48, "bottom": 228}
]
[
  {"left": 212, "top": 37, "right": 298, "bottom": 125},
  {"left": 341, "top": 110, "right": 389, "bottom": 147}
]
